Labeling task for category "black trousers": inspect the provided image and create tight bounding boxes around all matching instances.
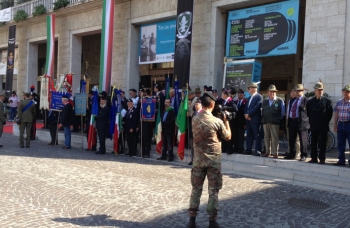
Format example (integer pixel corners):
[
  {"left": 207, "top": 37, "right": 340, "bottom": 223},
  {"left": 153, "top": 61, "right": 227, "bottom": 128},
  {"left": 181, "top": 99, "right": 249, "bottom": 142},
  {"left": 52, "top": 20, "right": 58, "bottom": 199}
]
[
  {"left": 49, "top": 122, "right": 58, "bottom": 144},
  {"left": 118, "top": 131, "right": 126, "bottom": 153},
  {"left": 161, "top": 135, "right": 174, "bottom": 159},
  {"left": 311, "top": 130, "right": 328, "bottom": 161},
  {"left": 288, "top": 118, "right": 308, "bottom": 158},
  {"left": 127, "top": 131, "right": 137, "bottom": 156},
  {"left": 141, "top": 122, "right": 152, "bottom": 156},
  {"left": 97, "top": 128, "right": 107, "bottom": 153},
  {"left": 234, "top": 127, "right": 245, "bottom": 152}
]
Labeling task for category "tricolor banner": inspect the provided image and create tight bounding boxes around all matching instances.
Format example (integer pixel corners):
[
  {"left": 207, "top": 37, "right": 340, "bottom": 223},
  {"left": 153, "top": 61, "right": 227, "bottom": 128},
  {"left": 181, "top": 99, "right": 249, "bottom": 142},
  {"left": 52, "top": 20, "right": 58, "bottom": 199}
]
[
  {"left": 113, "top": 113, "right": 122, "bottom": 154},
  {"left": 155, "top": 102, "right": 162, "bottom": 154},
  {"left": 175, "top": 91, "right": 188, "bottom": 160},
  {"left": 99, "top": 0, "right": 115, "bottom": 92},
  {"left": 87, "top": 89, "right": 99, "bottom": 150},
  {"left": 45, "top": 14, "right": 55, "bottom": 77}
]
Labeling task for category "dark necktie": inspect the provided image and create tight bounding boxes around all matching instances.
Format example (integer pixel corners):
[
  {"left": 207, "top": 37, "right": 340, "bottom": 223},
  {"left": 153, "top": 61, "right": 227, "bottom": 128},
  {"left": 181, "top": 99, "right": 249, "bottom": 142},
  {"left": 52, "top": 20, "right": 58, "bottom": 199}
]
[{"left": 291, "top": 99, "right": 298, "bottom": 118}]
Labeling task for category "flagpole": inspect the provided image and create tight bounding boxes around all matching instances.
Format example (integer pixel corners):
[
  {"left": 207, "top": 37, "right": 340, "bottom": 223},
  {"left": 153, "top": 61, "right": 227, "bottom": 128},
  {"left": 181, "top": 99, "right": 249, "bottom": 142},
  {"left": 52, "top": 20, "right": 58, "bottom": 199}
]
[
  {"left": 140, "top": 92, "right": 143, "bottom": 158},
  {"left": 55, "top": 111, "right": 61, "bottom": 146}
]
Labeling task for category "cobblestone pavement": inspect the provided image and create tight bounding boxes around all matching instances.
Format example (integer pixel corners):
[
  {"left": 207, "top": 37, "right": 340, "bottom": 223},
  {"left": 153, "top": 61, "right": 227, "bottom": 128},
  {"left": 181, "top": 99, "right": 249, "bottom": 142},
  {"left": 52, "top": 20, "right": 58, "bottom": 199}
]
[{"left": 0, "top": 133, "right": 350, "bottom": 228}]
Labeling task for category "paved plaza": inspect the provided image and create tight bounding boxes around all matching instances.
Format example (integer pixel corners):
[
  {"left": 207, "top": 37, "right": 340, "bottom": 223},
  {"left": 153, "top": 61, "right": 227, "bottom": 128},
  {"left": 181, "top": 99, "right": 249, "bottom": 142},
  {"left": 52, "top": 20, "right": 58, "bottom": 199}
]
[{"left": 0, "top": 132, "right": 350, "bottom": 228}]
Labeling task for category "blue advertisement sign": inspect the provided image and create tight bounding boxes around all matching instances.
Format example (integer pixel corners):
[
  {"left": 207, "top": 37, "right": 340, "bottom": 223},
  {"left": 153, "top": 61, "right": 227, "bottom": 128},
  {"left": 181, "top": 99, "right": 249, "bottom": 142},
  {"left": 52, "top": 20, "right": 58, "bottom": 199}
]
[
  {"left": 141, "top": 97, "right": 157, "bottom": 121},
  {"left": 74, "top": 93, "right": 87, "bottom": 115},
  {"left": 139, "top": 19, "right": 176, "bottom": 64},
  {"left": 223, "top": 59, "right": 262, "bottom": 98},
  {"left": 50, "top": 91, "right": 72, "bottom": 111},
  {"left": 226, "top": 0, "right": 299, "bottom": 58}
]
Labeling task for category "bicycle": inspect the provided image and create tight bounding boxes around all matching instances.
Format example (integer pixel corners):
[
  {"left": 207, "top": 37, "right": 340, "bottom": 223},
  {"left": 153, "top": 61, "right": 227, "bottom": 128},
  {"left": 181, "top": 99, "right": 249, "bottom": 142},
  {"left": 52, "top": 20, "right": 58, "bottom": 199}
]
[{"left": 283, "top": 130, "right": 335, "bottom": 152}]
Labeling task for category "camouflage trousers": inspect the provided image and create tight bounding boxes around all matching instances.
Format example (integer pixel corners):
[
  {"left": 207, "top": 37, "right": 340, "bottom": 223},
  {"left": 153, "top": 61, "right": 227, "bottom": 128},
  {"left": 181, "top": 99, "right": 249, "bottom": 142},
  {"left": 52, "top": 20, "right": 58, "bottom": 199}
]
[{"left": 188, "top": 164, "right": 223, "bottom": 221}]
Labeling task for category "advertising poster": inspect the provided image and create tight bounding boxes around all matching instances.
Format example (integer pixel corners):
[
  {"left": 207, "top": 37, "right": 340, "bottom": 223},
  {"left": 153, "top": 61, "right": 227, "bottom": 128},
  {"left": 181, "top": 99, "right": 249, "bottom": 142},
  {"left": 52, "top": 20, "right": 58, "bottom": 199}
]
[
  {"left": 141, "top": 97, "right": 156, "bottom": 121},
  {"left": 223, "top": 59, "right": 262, "bottom": 98},
  {"left": 226, "top": 0, "right": 299, "bottom": 58},
  {"left": 74, "top": 94, "right": 87, "bottom": 115},
  {"left": 139, "top": 20, "right": 176, "bottom": 64},
  {"left": 50, "top": 91, "right": 72, "bottom": 111}
]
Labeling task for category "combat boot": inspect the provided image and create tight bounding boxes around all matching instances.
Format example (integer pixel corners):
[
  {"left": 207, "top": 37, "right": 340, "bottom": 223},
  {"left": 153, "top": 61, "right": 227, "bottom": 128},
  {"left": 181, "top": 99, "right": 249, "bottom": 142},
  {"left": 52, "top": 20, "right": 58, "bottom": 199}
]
[
  {"left": 208, "top": 220, "right": 220, "bottom": 228},
  {"left": 187, "top": 217, "right": 196, "bottom": 228}
]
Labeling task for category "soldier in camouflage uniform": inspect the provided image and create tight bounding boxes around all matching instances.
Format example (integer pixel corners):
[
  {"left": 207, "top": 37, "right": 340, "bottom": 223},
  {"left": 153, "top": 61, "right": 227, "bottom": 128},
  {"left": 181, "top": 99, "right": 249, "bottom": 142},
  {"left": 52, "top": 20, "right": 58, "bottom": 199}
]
[{"left": 187, "top": 92, "right": 231, "bottom": 228}]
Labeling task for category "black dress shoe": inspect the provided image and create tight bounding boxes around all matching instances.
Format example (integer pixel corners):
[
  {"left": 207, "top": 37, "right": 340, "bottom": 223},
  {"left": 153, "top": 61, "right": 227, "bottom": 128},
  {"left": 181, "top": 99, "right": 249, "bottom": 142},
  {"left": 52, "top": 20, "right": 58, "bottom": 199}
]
[
  {"left": 188, "top": 161, "right": 193, "bottom": 165},
  {"left": 168, "top": 158, "right": 174, "bottom": 162},
  {"left": 308, "top": 159, "right": 318, "bottom": 163},
  {"left": 243, "top": 150, "right": 252, "bottom": 155},
  {"left": 209, "top": 220, "right": 220, "bottom": 228},
  {"left": 284, "top": 156, "right": 295, "bottom": 160},
  {"left": 142, "top": 155, "right": 150, "bottom": 158},
  {"left": 96, "top": 151, "right": 106, "bottom": 154},
  {"left": 0, "top": 144, "right": 3, "bottom": 147},
  {"left": 187, "top": 217, "right": 196, "bottom": 228},
  {"left": 48, "top": 142, "right": 54, "bottom": 145},
  {"left": 157, "top": 157, "right": 167, "bottom": 160},
  {"left": 299, "top": 156, "right": 306, "bottom": 161},
  {"left": 25, "top": 146, "right": 30, "bottom": 148},
  {"left": 20, "top": 145, "right": 24, "bottom": 148}
]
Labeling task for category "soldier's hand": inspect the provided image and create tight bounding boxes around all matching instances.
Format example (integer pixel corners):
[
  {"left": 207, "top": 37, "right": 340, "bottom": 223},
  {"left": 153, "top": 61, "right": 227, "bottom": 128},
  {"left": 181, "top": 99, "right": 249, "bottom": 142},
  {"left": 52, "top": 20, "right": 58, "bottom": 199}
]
[
  {"left": 130, "top": 129, "right": 133, "bottom": 133},
  {"left": 223, "top": 111, "right": 229, "bottom": 122}
]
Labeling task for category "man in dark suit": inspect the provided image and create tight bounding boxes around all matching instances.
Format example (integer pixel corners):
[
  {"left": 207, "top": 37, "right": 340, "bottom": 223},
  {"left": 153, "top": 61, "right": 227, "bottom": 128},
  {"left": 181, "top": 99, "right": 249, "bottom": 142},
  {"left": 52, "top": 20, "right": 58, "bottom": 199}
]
[
  {"left": 47, "top": 110, "right": 59, "bottom": 146},
  {"left": 18, "top": 91, "right": 36, "bottom": 148},
  {"left": 95, "top": 97, "right": 110, "bottom": 154},
  {"left": 58, "top": 95, "right": 74, "bottom": 149},
  {"left": 221, "top": 89, "right": 238, "bottom": 154},
  {"left": 284, "top": 84, "right": 309, "bottom": 161},
  {"left": 306, "top": 82, "right": 333, "bottom": 164},
  {"left": 157, "top": 99, "right": 176, "bottom": 162},
  {"left": 124, "top": 98, "right": 139, "bottom": 157},
  {"left": 154, "top": 84, "right": 165, "bottom": 112},
  {"left": 120, "top": 91, "right": 128, "bottom": 110},
  {"left": 234, "top": 89, "right": 247, "bottom": 153},
  {"left": 244, "top": 83, "right": 263, "bottom": 155},
  {"left": 0, "top": 92, "right": 6, "bottom": 147}
]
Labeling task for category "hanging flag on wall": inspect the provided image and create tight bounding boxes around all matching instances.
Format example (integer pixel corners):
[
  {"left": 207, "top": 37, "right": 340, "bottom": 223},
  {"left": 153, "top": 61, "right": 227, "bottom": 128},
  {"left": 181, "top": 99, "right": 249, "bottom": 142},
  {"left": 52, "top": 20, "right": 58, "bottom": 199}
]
[
  {"left": 5, "top": 25, "right": 16, "bottom": 97},
  {"left": 99, "top": 0, "right": 115, "bottom": 92},
  {"left": 174, "top": 0, "right": 194, "bottom": 88},
  {"left": 45, "top": 14, "right": 55, "bottom": 77}
]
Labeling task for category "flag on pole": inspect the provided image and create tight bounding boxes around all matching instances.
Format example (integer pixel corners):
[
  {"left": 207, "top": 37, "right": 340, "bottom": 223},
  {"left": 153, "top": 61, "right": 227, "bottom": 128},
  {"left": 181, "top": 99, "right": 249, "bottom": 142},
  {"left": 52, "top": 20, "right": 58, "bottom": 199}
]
[
  {"left": 113, "top": 113, "right": 122, "bottom": 154},
  {"left": 154, "top": 102, "right": 162, "bottom": 154},
  {"left": 45, "top": 14, "right": 56, "bottom": 94},
  {"left": 87, "top": 88, "right": 99, "bottom": 150},
  {"left": 99, "top": 0, "right": 115, "bottom": 92},
  {"left": 109, "top": 87, "right": 117, "bottom": 140},
  {"left": 175, "top": 90, "right": 188, "bottom": 160}
]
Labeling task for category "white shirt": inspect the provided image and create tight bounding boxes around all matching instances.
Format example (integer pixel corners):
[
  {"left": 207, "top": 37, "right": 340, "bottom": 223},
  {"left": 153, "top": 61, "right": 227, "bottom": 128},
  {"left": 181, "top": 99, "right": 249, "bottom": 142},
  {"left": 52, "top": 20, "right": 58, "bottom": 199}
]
[
  {"left": 9, "top": 95, "right": 19, "bottom": 108},
  {"left": 248, "top": 93, "right": 257, "bottom": 107}
]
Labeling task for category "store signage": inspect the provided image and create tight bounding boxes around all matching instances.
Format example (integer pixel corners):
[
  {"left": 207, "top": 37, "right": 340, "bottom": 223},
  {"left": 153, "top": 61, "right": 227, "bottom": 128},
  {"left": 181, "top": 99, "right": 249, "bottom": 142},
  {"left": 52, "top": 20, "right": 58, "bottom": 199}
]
[
  {"left": 226, "top": 0, "right": 300, "bottom": 58},
  {"left": 139, "top": 20, "right": 176, "bottom": 64},
  {"left": 223, "top": 59, "right": 262, "bottom": 98}
]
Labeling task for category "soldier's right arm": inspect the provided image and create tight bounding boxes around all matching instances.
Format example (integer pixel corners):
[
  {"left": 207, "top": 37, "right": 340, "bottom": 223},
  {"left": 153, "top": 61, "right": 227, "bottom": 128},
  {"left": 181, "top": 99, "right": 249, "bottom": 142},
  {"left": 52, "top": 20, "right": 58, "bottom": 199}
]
[{"left": 218, "top": 118, "right": 231, "bottom": 141}]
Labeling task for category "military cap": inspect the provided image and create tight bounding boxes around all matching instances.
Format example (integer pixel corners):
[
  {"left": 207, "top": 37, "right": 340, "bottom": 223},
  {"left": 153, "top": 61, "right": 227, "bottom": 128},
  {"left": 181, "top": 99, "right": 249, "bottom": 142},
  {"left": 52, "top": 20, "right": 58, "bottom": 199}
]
[
  {"left": 100, "top": 96, "right": 107, "bottom": 101},
  {"left": 294, "top": 84, "right": 305, "bottom": 91},
  {"left": 204, "top": 86, "right": 212, "bottom": 92},
  {"left": 99, "top": 91, "right": 108, "bottom": 98},
  {"left": 23, "top": 91, "right": 30, "bottom": 96},
  {"left": 314, "top": 82, "right": 324, "bottom": 90},
  {"left": 202, "top": 92, "right": 216, "bottom": 102},
  {"left": 230, "top": 87, "right": 237, "bottom": 95},
  {"left": 129, "top": 88, "right": 137, "bottom": 93},
  {"left": 62, "top": 94, "right": 70, "bottom": 99},
  {"left": 342, "top": 85, "right": 350, "bottom": 92},
  {"left": 194, "top": 87, "right": 201, "bottom": 94},
  {"left": 247, "top": 83, "right": 258, "bottom": 89},
  {"left": 127, "top": 98, "right": 133, "bottom": 102},
  {"left": 267, "top": 84, "right": 278, "bottom": 92},
  {"left": 237, "top": 89, "right": 244, "bottom": 94}
]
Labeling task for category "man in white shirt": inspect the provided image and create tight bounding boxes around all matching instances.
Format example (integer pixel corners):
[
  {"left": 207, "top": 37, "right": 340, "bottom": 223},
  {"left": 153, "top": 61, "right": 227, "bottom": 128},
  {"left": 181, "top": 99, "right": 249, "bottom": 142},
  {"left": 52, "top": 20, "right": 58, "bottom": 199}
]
[{"left": 8, "top": 91, "right": 19, "bottom": 122}]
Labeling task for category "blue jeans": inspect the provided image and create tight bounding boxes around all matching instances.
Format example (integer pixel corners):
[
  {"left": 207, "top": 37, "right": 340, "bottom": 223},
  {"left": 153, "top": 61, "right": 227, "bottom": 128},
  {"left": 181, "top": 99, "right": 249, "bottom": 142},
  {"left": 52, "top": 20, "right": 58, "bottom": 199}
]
[
  {"left": 337, "top": 122, "right": 350, "bottom": 164},
  {"left": 63, "top": 127, "right": 71, "bottom": 148},
  {"left": 10, "top": 107, "right": 17, "bottom": 120}
]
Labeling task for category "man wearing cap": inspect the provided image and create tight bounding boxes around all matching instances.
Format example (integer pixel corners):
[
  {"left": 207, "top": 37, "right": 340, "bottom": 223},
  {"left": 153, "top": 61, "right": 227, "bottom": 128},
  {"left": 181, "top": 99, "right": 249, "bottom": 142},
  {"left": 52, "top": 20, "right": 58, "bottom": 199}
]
[
  {"left": 17, "top": 92, "right": 36, "bottom": 148},
  {"left": 194, "top": 87, "right": 201, "bottom": 99},
  {"left": 261, "top": 85, "right": 285, "bottom": 158},
  {"left": 157, "top": 99, "right": 176, "bottom": 162},
  {"left": 187, "top": 92, "right": 231, "bottom": 228},
  {"left": 124, "top": 98, "right": 139, "bottom": 156},
  {"left": 95, "top": 97, "right": 110, "bottom": 154},
  {"left": 285, "top": 89, "right": 301, "bottom": 158},
  {"left": 306, "top": 82, "right": 333, "bottom": 164},
  {"left": 0, "top": 92, "right": 6, "bottom": 147},
  {"left": 233, "top": 89, "right": 247, "bottom": 153},
  {"left": 333, "top": 85, "right": 350, "bottom": 166},
  {"left": 244, "top": 83, "right": 263, "bottom": 155},
  {"left": 8, "top": 91, "right": 19, "bottom": 122},
  {"left": 120, "top": 91, "right": 128, "bottom": 110},
  {"left": 58, "top": 95, "right": 74, "bottom": 149},
  {"left": 188, "top": 96, "right": 202, "bottom": 166},
  {"left": 284, "top": 84, "right": 309, "bottom": 161}
]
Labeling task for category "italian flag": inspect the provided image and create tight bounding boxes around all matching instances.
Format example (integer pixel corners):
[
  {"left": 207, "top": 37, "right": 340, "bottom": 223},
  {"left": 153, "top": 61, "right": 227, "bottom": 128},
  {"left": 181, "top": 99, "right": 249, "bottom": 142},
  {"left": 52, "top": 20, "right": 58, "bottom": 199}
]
[
  {"left": 113, "top": 113, "right": 122, "bottom": 154},
  {"left": 87, "top": 115, "right": 97, "bottom": 150},
  {"left": 99, "top": 0, "right": 115, "bottom": 92},
  {"left": 45, "top": 14, "right": 56, "bottom": 100},
  {"left": 175, "top": 92, "right": 188, "bottom": 160},
  {"left": 155, "top": 103, "right": 162, "bottom": 154}
]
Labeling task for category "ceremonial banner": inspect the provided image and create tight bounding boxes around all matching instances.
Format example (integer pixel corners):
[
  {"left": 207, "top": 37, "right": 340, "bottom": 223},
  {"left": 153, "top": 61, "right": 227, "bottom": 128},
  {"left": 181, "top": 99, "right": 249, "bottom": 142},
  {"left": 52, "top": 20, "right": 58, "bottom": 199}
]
[
  {"left": 45, "top": 14, "right": 55, "bottom": 77},
  {"left": 99, "top": 0, "right": 115, "bottom": 92},
  {"left": 0, "top": 8, "right": 11, "bottom": 22},
  {"left": 174, "top": 0, "right": 194, "bottom": 88},
  {"left": 226, "top": 0, "right": 299, "bottom": 58},
  {"left": 39, "top": 76, "right": 50, "bottom": 110},
  {"left": 175, "top": 91, "right": 188, "bottom": 160},
  {"left": 155, "top": 102, "right": 162, "bottom": 154},
  {"left": 50, "top": 92, "right": 71, "bottom": 111},
  {"left": 5, "top": 25, "right": 16, "bottom": 97},
  {"left": 141, "top": 97, "right": 156, "bottom": 121},
  {"left": 74, "top": 94, "right": 87, "bottom": 115}
]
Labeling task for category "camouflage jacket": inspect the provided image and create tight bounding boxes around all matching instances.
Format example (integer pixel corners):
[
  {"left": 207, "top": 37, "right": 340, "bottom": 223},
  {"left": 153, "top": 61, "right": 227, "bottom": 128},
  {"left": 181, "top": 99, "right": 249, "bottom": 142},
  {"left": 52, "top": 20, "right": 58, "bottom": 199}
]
[{"left": 192, "top": 110, "right": 231, "bottom": 167}]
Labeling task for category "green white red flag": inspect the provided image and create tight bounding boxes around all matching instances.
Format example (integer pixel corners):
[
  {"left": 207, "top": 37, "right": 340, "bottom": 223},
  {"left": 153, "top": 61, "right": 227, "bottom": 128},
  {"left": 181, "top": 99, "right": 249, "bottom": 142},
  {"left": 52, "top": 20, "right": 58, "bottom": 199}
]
[
  {"left": 113, "top": 113, "right": 122, "bottom": 154},
  {"left": 175, "top": 92, "right": 188, "bottom": 160},
  {"left": 99, "top": 0, "right": 114, "bottom": 92},
  {"left": 155, "top": 103, "right": 162, "bottom": 154},
  {"left": 45, "top": 14, "right": 55, "bottom": 77}
]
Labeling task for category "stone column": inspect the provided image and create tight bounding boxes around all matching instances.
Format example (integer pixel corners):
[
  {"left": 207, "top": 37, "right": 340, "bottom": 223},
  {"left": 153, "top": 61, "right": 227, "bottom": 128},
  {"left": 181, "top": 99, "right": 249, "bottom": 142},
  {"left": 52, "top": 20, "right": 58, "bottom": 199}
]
[{"left": 70, "top": 34, "right": 82, "bottom": 93}]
